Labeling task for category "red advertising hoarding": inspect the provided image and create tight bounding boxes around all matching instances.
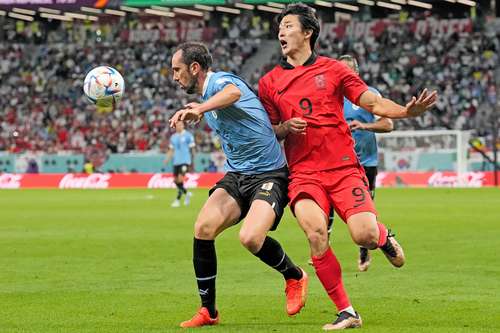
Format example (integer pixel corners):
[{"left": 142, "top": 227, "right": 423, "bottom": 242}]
[
  {"left": 0, "top": 172, "right": 498, "bottom": 189},
  {"left": 376, "top": 171, "right": 499, "bottom": 188},
  {"left": 0, "top": 173, "right": 224, "bottom": 189}
]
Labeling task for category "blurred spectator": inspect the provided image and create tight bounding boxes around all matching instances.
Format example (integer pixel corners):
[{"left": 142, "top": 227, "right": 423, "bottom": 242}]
[
  {"left": 83, "top": 160, "right": 94, "bottom": 174},
  {"left": 206, "top": 160, "right": 218, "bottom": 173},
  {"left": 25, "top": 159, "right": 39, "bottom": 174}
]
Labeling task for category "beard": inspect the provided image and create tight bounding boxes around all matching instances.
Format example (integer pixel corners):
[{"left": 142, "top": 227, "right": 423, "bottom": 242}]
[{"left": 185, "top": 74, "right": 198, "bottom": 94}]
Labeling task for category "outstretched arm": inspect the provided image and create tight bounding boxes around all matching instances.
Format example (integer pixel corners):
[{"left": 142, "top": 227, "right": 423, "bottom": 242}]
[
  {"left": 358, "top": 88, "right": 437, "bottom": 119},
  {"left": 169, "top": 84, "right": 241, "bottom": 128}
]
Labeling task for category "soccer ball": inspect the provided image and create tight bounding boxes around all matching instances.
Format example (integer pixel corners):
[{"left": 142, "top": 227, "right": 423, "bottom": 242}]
[{"left": 83, "top": 66, "right": 124, "bottom": 112}]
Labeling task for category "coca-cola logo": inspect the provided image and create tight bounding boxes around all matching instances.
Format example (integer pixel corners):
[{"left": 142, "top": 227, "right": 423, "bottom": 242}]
[
  {"left": 0, "top": 173, "right": 22, "bottom": 189},
  {"left": 59, "top": 174, "right": 111, "bottom": 189},
  {"left": 428, "top": 172, "right": 485, "bottom": 187},
  {"left": 148, "top": 173, "right": 200, "bottom": 189}
]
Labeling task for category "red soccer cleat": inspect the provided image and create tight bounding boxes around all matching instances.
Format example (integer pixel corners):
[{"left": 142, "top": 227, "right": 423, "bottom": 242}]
[
  {"left": 179, "top": 307, "right": 219, "bottom": 328},
  {"left": 285, "top": 268, "right": 308, "bottom": 316}
]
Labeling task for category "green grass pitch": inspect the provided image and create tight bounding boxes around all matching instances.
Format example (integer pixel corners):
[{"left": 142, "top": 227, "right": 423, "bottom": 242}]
[{"left": 1, "top": 188, "right": 499, "bottom": 332}]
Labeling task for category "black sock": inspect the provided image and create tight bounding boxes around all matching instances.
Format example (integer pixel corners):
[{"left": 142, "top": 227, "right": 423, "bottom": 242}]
[
  {"left": 254, "top": 236, "right": 302, "bottom": 280},
  {"left": 176, "top": 182, "right": 187, "bottom": 199},
  {"left": 175, "top": 182, "right": 183, "bottom": 199},
  {"left": 193, "top": 238, "right": 217, "bottom": 318}
]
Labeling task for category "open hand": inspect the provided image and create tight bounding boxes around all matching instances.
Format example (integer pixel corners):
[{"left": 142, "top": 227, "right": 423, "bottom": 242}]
[{"left": 405, "top": 89, "right": 438, "bottom": 117}]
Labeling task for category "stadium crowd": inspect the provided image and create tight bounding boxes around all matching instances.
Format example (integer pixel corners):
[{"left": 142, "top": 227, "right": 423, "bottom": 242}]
[
  {"left": 251, "top": 20, "right": 499, "bottom": 136},
  {"left": 0, "top": 14, "right": 499, "bottom": 156},
  {"left": 0, "top": 17, "right": 262, "bottom": 155}
]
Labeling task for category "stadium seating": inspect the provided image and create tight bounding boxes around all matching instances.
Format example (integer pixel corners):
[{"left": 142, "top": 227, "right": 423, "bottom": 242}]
[{"left": 0, "top": 14, "right": 498, "bottom": 172}]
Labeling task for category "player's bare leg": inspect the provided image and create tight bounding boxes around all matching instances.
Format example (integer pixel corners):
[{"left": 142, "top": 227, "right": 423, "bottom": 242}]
[
  {"left": 308, "top": 209, "right": 334, "bottom": 266},
  {"left": 240, "top": 200, "right": 307, "bottom": 316},
  {"left": 307, "top": 210, "right": 372, "bottom": 272},
  {"left": 180, "top": 188, "right": 240, "bottom": 328},
  {"left": 357, "top": 181, "right": 376, "bottom": 272},
  {"left": 346, "top": 212, "right": 404, "bottom": 268},
  {"left": 294, "top": 198, "right": 360, "bottom": 329}
]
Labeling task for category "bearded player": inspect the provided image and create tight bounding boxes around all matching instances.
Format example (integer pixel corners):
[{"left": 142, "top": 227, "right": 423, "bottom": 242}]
[{"left": 170, "top": 42, "right": 307, "bottom": 328}]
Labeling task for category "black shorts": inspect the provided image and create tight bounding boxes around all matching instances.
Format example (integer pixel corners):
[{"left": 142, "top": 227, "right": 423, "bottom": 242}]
[
  {"left": 173, "top": 164, "right": 189, "bottom": 177},
  {"left": 362, "top": 166, "right": 378, "bottom": 198},
  {"left": 209, "top": 166, "right": 289, "bottom": 231}
]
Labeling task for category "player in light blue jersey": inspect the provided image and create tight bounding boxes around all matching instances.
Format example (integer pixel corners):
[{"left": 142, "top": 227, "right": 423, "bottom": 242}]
[
  {"left": 169, "top": 42, "right": 308, "bottom": 328},
  {"left": 340, "top": 55, "right": 394, "bottom": 272},
  {"left": 164, "top": 120, "right": 195, "bottom": 207}
]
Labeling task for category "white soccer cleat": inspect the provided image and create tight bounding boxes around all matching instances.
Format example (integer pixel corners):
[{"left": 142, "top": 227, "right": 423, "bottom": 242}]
[
  {"left": 184, "top": 192, "right": 193, "bottom": 206},
  {"left": 171, "top": 199, "right": 181, "bottom": 208},
  {"left": 358, "top": 247, "right": 371, "bottom": 272},
  {"left": 380, "top": 231, "right": 405, "bottom": 268},
  {"left": 323, "top": 311, "right": 362, "bottom": 330}
]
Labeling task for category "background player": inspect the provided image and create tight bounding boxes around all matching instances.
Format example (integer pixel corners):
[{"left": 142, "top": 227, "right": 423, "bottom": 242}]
[
  {"left": 164, "top": 120, "right": 195, "bottom": 207},
  {"left": 170, "top": 42, "right": 308, "bottom": 328},
  {"left": 339, "top": 54, "right": 394, "bottom": 272},
  {"left": 259, "top": 3, "right": 437, "bottom": 330}
]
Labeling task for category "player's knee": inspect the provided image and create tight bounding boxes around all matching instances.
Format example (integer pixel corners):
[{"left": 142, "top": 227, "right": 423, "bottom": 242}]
[
  {"left": 351, "top": 228, "right": 378, "bottom": 249},
  {"left": 239, "top": 229, "right": 264, "bottom": 253},
  {"left": 194, "top": 218, "right": 218, "bottom": 239},
  {"left": 305, "top": 226, "right": 328, "bottom": 248}
]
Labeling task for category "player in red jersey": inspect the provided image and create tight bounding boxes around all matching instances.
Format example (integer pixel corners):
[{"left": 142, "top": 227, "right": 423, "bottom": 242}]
[{"left": 259, "top": 3, "right": 437, "bottom": 330}]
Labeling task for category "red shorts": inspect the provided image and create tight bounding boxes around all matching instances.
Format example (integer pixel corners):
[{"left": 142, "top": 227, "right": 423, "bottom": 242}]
[{"left": 289, "top": 166, "right": 377, "bottom": 222}]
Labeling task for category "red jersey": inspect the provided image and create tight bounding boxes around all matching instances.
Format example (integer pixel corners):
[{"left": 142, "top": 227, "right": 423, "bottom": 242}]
[{"left": 259, "top": 54, "right": 369, "bottom": 174}]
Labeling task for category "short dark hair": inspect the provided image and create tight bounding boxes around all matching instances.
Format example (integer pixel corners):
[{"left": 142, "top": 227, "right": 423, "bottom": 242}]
[
  {"left": 339, "top": 54, "right": 359, "bottom": 74},
  {"left": 277, "top": 3, "right": 320, "bottom": 50},
  {"left": 176, "top": 42, "right": 213, "bottom": 71}
]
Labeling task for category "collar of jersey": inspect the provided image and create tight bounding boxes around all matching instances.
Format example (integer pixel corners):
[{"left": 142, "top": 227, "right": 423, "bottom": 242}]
[
  {"left": 202, "top": 71, "right": 214, "bottom": 97},
  {"left": 279, "top": 52, "right": 317, "bottom": 70}
]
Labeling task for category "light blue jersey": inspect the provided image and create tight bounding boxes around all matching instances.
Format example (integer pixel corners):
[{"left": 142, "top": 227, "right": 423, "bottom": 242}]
[
  {"left": 202, "top": 71, "right": 286, "bottom": 174},
  {"left": 343, "top": 87, "right": 380, "bottom": 167},
  {"left": 170, "top": 130, "right": 195, "bottom": 166}
]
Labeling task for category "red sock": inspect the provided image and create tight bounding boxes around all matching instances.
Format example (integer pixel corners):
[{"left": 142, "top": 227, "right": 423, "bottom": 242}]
[
  {"left": 377, "top": 222, "right": 388, "bottom": 248},
  {"left": 311, "top": 247, "right": 351, "bottom": 311}
]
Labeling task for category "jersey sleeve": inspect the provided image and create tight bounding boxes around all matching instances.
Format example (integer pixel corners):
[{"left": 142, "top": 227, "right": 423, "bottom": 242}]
[
  {"left": 258, "top": 76, "right": 281, "bottom": 125},
  {"left": 368, "top": 86, "right": 382, "bottom": 97},
  {"left": 338, "top": 61, "right": 369, "bottom": 105},
  {"left": 209, "top": 74, "right": 240, "bottom": 95}
]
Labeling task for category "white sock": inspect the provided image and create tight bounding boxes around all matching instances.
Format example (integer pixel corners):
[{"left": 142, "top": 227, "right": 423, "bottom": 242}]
[{"left": 340, "top": 306, "right": 356, "bottom": 317}]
